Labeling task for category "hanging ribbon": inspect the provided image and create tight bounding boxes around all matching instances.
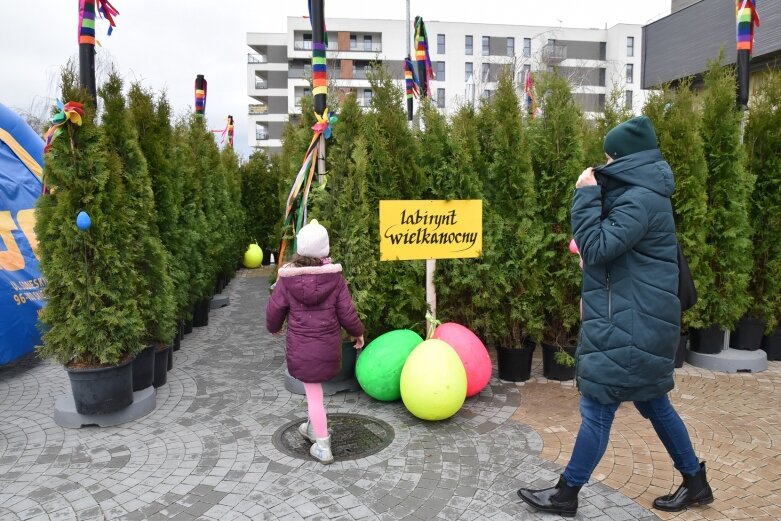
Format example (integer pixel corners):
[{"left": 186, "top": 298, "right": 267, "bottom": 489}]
[
  {"left": 97, "top": 0, "right": 120, "bottom": 36},
  {"left": 404, "top": 57, "right": 420, "bottom": 100},
  {"left": 43, "top": 101, "right": 85, "bottom": 153},
  {"left": 414, "top": 16, "right": 435, "bottom": 96},
  {"left": 307, "top": 0, "right": 329, "bottom": 47},
  {"left": 524, "top": 70, "right": 536, "bottom": 117},
  {"left": 736, "top": 0, "right": 760, "bottom": 56}
]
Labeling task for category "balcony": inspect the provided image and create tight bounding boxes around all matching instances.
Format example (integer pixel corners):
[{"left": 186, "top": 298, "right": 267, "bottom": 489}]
[
  {"left": 249, "top": 104, "right": 268, "bottom": 115},
  {"left": 255, "top": 130, "right": 270, "bottom": 141},
  {"left": 247, "top": 53, "right": 267, "bottom": 64},
  {"left": 293, "top": 40, "right": 338, "bottom": 51},
  {"left": 254, "top": 79, "right": 268, "bottom": 90},
  {"left": 289, "top": 68, "right": 313, "bottom": 79},
  {"left": 542, "top": 44, "right": 567, "bottom": 62}
]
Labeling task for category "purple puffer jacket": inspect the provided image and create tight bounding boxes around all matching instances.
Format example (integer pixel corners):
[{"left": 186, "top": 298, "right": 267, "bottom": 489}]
[{"left": 266, "top": 263, "right": 364, "bottom": 383}]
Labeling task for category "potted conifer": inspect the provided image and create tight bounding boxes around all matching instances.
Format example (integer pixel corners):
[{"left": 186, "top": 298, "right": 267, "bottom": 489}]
[{"left": 36, "top": 70, "right": 144, "bottom": 414}]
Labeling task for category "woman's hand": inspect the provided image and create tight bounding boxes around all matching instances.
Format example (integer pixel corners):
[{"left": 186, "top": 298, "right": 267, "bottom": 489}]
[
  {"left": 576, "top": 167, "right": 597, "bottom": 189},
  {"left": 351, "top": 335, "right": 365, "bottom": 349}
]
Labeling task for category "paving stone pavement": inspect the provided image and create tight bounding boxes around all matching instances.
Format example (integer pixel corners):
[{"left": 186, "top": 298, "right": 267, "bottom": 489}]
[
  {"left": 0, "top": 269, "right": 660, "bottom": 521},
  {"left": 514, "top": 347, "right": 781, "bottom": 521}
]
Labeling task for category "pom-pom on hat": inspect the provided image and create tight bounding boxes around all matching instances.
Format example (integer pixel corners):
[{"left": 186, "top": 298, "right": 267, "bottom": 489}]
[
  {"left": 296, "top": 219, "right": 329, "bottom": 258},
  {"left": 603, "top": 115, "right": 658, "bottom": 159}
]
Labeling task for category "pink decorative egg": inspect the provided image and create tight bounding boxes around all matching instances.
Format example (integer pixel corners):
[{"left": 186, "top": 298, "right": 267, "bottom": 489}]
[{"left": 432, "top": 322, "right": 492, "bottom": 397}]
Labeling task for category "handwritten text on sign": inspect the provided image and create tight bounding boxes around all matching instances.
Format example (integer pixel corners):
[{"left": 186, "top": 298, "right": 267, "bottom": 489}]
[{"left": 379, "top": 200, "right": 482, "bottom": 261}]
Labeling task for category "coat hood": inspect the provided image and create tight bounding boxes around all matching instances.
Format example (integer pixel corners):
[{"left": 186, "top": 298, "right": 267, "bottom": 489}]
[
  {"left": 276, "top": 263, "right": 344, "bottom": 307},
  {"left": 594, "top": 148, "right": 675, "bottom": 198}
]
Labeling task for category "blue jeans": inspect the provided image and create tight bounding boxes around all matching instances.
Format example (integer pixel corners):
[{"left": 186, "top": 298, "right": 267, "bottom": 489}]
[{"left": 562, "top": 394, "right": 700, "bottom": 487}]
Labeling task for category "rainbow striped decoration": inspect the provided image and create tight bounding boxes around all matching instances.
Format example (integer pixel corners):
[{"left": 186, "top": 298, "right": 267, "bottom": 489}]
[
  {"left": 194, "top": 75, "right": 207, "bottom": 117},
  {"left": 414, "top": 16, "right": 434, "bottom": 97},
  {"left": 404, "top": 57, "right": 420, "bottom": 100},
  {"left": 79, "top": 0, "right": 97, "bottom": 46},
  {"left": 737, "top": 0, "right": 760, "bottom": 56},
  {"left": 312, "top": 43, "right": 328, "bottom": 100}
]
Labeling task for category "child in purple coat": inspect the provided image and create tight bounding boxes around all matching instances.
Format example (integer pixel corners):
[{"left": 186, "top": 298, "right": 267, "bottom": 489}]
[{"left": 266, "top": 219, "right": 365, "bottom": 464}]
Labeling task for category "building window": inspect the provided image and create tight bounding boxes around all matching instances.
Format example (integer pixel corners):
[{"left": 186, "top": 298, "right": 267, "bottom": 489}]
[
  {"left": 600, "top": 42, "right": 607, "bottom": 60},
  {"left": 255, "top": 124, "right": 269, "bottom": 140},
  {"left": 599, "top": 68, "right": 606, "bottom": 87},
  {"left": 364, "top": 35, "right": 372, "bottom": 51},
  {"left": 523, "top": 64, "right": 531, "bottom": 80},
  {"left": 626, "top": 63, "right": 634, "bottom": 84},
  {"left": 465, "top": 35, "right": 473, "bottom": 54},
  {"left": 523, "top": 38, "right": 531, "bottom": 58},
  {"left": 482, "top": 36, "right": 490, "bottom": 56},
  {"left": 350, "top": 34, "right": 357, "bottom": 49},
  {"left": 482, "top": 89, "right": 492, "bottom": 99},
  {"left": 437, "top": 88, "right": 445, "bottom": 108},
  {"left": 482, "top": 62, "right": 490, "bottom": 81},
  {"left": 436, "top": 61, "right": 446, "bottom": 81},
  {"left": 302, "top": 33, "right": 312, "bottom": 50},
  {"left": 364, "top": 89, "right": 373, "bottom": 106},
  {"left": 465, "top": 62, "right": 473, "bottom": 82},
  {"left": 303, "top": 87, "right": 311, "bottom": 97},
  {"left": 627, "top": 36, "right": 635, "bottom": 57},
  {"left": 625, "top": 90, "right": 633, "bottom": 109},
  {"left": 507, "top": 37, "right": 515, "bottom": 56},
  {"left": 437, "top": 34, "right": 445, "bottom": 54}
]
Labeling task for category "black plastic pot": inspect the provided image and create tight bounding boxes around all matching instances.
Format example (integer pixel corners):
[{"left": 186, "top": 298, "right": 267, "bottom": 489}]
[
  {"left": 184, "top": 318, "right": 193, "bottom": 334},
  {"left": 762, "top": 328, "right": 781, "bottom": 361},
  {"left": 66, "top": 358, "right": 133, "bottom": 415},
  {"left": 153, "top": 346, "right": 169, "bottom": 388},
  {"left": 691, "top": 325, "right": 724, "bottom": 354},
  {"left": 541, "top": 342, "right": 576, "bottom": 381},
  {"left": 496, "top": 340, "right": 535, "bottom": 382},
  {"left": 675, "top": 334, "right": 688, "bottom": 368},
  {"left": 173, "top": 323, "right": 183, "bottom": 352},
  {"left": 167, "top": 344, "right": 173, "bottom": 371},
  {"left": 132, "top": 345, "right": 155, "bottom": 391},
  {"left": 193, "top": 298, "right": 210, "bottom": 327},
  {"left": 731, "top": 315, "right": 766, "bottom": 351}
]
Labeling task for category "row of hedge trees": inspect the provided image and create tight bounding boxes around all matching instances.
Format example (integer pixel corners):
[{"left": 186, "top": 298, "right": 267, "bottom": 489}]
[
  {"left": 37, "top": 68, "right": 249, "bottom": 367},
  {"left": 272, "top": 60, "right": 781, "bottom": 356}
]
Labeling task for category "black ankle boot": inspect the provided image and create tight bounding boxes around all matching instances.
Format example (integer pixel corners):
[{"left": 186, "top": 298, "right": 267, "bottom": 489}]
[
  {"left": 653, "top": 462, "right": 714, "bottom": 512},
  {"left": 517, "top": 475, "right": 581, "bottom": 517}
]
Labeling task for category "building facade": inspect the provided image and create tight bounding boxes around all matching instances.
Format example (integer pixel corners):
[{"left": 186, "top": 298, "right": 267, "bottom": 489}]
[
  {"left": 643, "top": 0, "right": 781, "bottom": 89},
  {"left": 248, "top": 18, "right": 646, "bottom": 155}
]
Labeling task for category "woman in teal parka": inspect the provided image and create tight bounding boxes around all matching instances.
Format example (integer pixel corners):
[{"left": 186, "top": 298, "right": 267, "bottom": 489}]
[{"left": 518, "top": 116, "right": 713, "bottom": 518}]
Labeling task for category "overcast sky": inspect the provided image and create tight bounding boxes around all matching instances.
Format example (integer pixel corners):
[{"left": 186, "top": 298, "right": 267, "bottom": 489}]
[{"left": 0, "top": 1, "right": 670, "bottom": 159}]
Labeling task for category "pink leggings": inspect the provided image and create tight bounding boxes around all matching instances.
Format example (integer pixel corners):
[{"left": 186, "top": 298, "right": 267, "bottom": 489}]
[{"left": 303, "top": 383, "right": 328, "bottom": 438}]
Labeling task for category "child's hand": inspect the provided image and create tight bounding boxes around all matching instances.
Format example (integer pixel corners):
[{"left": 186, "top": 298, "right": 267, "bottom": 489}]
[{"left": 351, "top": 335, "right": 365, "bottom": 349}]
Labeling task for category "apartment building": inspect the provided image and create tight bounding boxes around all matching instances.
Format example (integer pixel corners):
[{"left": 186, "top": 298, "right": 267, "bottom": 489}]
[{"left": 248, "top": 17, "right": 645, "bottom": 154}]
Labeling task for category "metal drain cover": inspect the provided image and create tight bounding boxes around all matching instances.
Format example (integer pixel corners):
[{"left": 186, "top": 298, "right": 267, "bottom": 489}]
[{"left": 273, "top": 413, "right": 394, "bottom": 462}]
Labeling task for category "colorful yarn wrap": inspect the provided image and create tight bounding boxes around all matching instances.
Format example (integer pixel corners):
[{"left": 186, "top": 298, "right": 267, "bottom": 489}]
[
  {"left": 78, "top": 0, "right": 119, "bottom": 44},
  {"left": 737, "top": 0, "right": 760, "bottom": 55},
  {"left": 312, "top": 43, "right": 328, "bottom": 101},
  {"left": 195, "top": 75, "right": 207, "bottom": 117},
  {"left": 404, "top": 57, "right": 420, "bottom": 100},
  {"left": 414, "top": 16, "right": 434, "bottom": 96},
  {"left": 43, "top": 101, "right": 85, "bottom": 153}
]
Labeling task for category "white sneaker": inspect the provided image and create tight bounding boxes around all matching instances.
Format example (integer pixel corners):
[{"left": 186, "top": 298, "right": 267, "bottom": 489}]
[
  {"left": 310, "top": 436, "right": 334, "bottom": 464},
  {"left": 298, "top": 420, "right": 316, "bottom": 443}
]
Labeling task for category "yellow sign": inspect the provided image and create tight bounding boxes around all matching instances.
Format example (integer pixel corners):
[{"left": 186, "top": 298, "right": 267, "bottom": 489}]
[{"left": 380, "top": 200, "right": 482, "bottom": 261}]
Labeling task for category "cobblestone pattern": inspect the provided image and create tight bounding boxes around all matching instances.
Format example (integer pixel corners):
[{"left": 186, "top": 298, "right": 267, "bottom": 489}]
[
  {"left": 514, "top": 352, "right": 781, "bottom": 521},
  {"left": 0, "top": 268, "right": 658, "bottom": 520}
]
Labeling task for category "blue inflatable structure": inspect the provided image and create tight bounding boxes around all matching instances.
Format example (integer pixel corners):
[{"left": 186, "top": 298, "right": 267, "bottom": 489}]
[{"left": 0, "top": 102, "right": 45, "bottom": 364}]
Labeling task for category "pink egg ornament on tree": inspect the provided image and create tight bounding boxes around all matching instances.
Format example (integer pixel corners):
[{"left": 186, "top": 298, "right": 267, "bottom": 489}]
[{"left": 432, "top": 322, "right": 492, "bottom": 397}]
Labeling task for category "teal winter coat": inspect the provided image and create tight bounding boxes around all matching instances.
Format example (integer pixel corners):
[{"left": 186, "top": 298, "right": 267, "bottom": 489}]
[{"left": 571, "top": 149, "right": 680, "bottom": 404}]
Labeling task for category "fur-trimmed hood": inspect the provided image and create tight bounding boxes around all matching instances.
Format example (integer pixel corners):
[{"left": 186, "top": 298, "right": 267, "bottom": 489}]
[{"left": 277, "top": 263, "right": 343, "bottom": 278}]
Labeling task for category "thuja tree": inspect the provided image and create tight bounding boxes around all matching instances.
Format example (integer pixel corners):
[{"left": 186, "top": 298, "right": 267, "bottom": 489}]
[
  {"left": 434, "top": 105, "right": 488, "bottom": 332},
  {"left": 175, "top": 116, "right": 209, "bottom": 312},
  {"left": 36, "top": 70, "right": 144, "bottom": 365},
  {"left": 361, "top": 66, "right": 426, "bottom": 335},
  {"left": 220, "top": 146, "right": 246, "bottom": 276},
  {"left": 745, "top": 70, "right": 781, "bottom": 331},
  {"left": 475, "top": 70, "right": 546, "bottom": 346},
  {"left": 101, "top": 73, "right": 175, "bottom": 346},
  {"left": 643, "top": 82, "right": 713, "bottom": 330},
  {"left": 128, "top": 87, "right": 188, "bottom": 321},
  {"left": 700, "top": 60, "right": 753, "bottom": 329},
  {"left": 188, "top": 116, "right": 229, "bottom": 295},
  {"left": 241, "top": 150, "right": 278, "bottom": 252},
  {"left": 528, "top": 71, "right": 584, "bottom": 347}
]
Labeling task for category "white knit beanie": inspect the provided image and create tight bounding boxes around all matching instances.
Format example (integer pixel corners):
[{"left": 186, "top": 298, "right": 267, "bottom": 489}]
[{"left": 296, "top": 219, "right": 330, "bottom": 258}]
